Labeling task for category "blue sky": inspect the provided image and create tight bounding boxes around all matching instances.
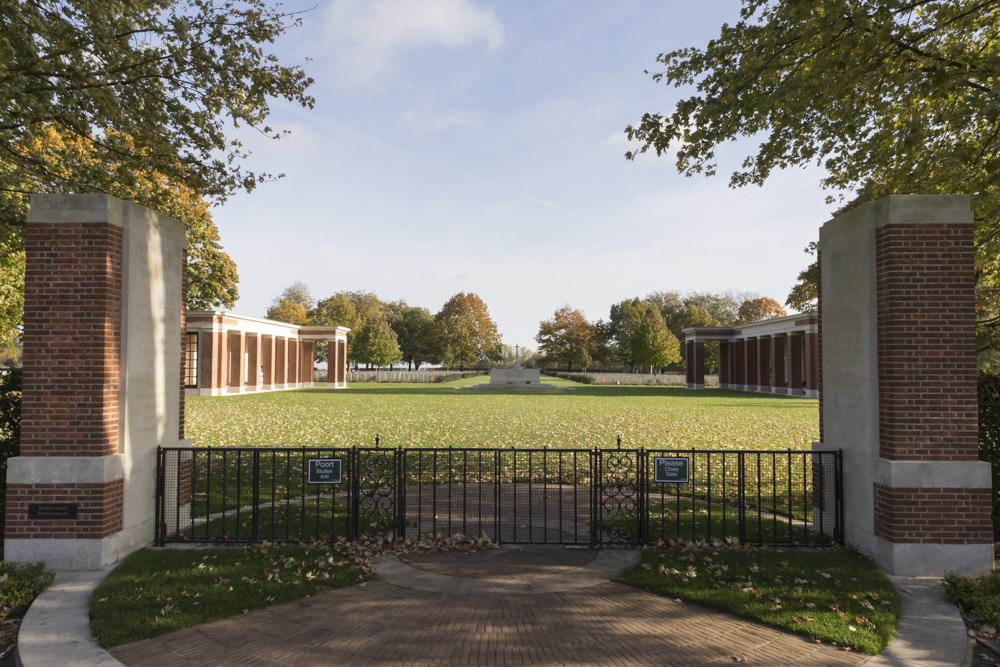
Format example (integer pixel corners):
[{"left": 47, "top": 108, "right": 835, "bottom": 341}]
[{"left": 213, "top": 0, "right": 833, "bottom": 351}]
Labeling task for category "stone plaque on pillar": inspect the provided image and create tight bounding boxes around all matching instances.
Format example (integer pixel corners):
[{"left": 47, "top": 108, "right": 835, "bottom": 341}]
[
  {"left": 5, "top": 194, "right": 189, "bottom": 570},
  {"left": 816, "top": 194, "right": 992, "bottom": 576}
]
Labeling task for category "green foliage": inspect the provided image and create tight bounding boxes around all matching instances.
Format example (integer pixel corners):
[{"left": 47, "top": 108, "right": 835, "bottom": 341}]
[
  {"left": 615, "top": 547, "right": 898, "bottom": 655},
  {"left": 311, "top": 294, "right": 362, "bottom": 363},
  {"left": 600, "top": 297, "right": 653, "bottom": 370},
  {"left": 0, "top": 560, "right": 53, "bottom": 611},
  {"left": 0, "top": 368, "right": 21, "bottom": 549},
  {"left": 631, "top": 310, "right": 681, "bottom": 371},
  {"left": 944, "top": 570, "right": 1000, "bottom": 632},
  {"left": 90, "top": 544, "right": 362, "bottom": 648},
  {"left": 626, "top": 0, "right": 1000, "bottom": 354},
  {"left": 271, "top": 282, "right": 315, "bottom": 312},
  {"left": 786, "top": 243, "right": 819, "bottom": 312},
  {"left": 388, "top": 306, "right": 441, "bottom": 370},
  {"left": 434, "top": 292, "right": 502, "bottom": 370},
  {"left": 354, "top": 317, "right": 402, "bottom": 369},
  {"left": 185, "top": 384, "right": 819, "bottom": 450}
]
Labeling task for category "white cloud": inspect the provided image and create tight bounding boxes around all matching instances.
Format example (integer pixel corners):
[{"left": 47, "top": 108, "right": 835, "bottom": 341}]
[
  {"left": 323, "top": 0, "right": 503, "bottom": 86},
  {"left": 399, "top": 107, "right": 484, "bottom": 134}
]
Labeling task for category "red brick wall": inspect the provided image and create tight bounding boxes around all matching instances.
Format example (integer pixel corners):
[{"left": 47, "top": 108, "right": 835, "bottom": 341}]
[
  {"left": 20, "top": 222, "right": 123, "bottom": 457},
  {"left": 5, "top": 480, "right": 124, "bottom": 539},
  {"left": 875, "top": 224, "right": 978, "bottom": 461},
  {"left": 874, "top": 483, "right": 992, "bottom": 544}
]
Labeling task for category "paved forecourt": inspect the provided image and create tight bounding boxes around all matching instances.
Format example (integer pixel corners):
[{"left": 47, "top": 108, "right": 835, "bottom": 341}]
[{"left": 109, "top": 546, "right": 866, "bottom": 666}]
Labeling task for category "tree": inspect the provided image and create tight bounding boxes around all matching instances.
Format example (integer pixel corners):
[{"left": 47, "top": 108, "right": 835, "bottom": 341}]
[
  {"left": 388, "top": 306, "right": 440, "bottom": 370},
  {"left": 785, "top": 243, "right": 819, "bottom": 312},
  {"left": 266, "top": 300, "right": 309, "bottom": 326},
  {"left": 354, "top": 318, "right": 402, "bottom": 369},
  {"left": 631, "top": 310, "right": 681, "bottom": 373},
  {"left": 736, "top": 297, "right": 787, "bottom": 325},
  {"left": 270, "top": 282, "right": 315, "bottom": 313},
  {"left": 625, "top": 0, "right": 1000, "bottom": 356},
  {"left": 311, "top": 294, "right": 362, "bottom": 365},
  {"left": 0, "top": 0, "right": 313, "bottom": 349},
  {"left": 600, "top": 298, "right": 655, "bottom": 371},
  {"left": 535, "top": 306, "right": 600, "bottom": 371},
  {"left": 2, "top": 125, "right": 240, "bottom": 343},
  {"left": 434, "top": 292, "right": 502, "bottom": 371}
]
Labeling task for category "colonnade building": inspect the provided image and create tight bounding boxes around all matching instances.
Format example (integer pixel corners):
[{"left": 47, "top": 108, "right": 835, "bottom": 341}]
[
  {"left": 683, "top": 312, "right": 819, "bottom": 397},
  {"left": 184, "top": 311, "right": 349, "bottom": 396}
]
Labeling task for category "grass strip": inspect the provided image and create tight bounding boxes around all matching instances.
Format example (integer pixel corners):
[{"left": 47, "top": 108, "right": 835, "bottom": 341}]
[
  {"left": 944, "top": 570, "right": 1000, "bottom": 629},
  {"left": 90, "top": 543, "right": 364, "bottom": 648},
  {"left": 613, "top": 545, "right": 898, "bottom": 655},
  {"left": 0, "top": 561, "right": 54, "bottom": 652}
]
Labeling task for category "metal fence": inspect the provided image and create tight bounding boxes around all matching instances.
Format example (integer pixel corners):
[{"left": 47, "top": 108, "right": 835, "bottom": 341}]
[{"left": 156, "top": 445, "right": 843, "bottom": 548}]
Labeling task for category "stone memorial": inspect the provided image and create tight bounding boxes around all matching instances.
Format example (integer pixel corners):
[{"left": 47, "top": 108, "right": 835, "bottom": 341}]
[{"left": 461, "top": 345, "right": 570, "bottom": 390}]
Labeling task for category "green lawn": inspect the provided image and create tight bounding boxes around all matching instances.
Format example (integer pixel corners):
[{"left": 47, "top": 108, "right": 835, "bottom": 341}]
[
  {"left": 185, "top": 379, "right": 819, "bottom": 451},
  {"left": 615, "top": 547, "right": 899, "bottom": 654}
]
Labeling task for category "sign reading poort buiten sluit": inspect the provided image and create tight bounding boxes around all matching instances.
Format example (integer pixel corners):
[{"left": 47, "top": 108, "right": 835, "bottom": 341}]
[
  {"left": 654, "top": 457, "right": 690, "bottom": 484},
  {"left": 308, "top": 458, "right": 343, "bottom": 484}
]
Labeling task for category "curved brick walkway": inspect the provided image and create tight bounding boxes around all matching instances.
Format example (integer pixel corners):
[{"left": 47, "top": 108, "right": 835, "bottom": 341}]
[{"left": 109, "top": 546, "right": 868, "bottom": 666}]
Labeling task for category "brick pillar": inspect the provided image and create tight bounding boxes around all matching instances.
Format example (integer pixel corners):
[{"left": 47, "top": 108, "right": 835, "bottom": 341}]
[
  {"left": 788, "top": 333, "right": 804, "bottom": 396},
  {"left": 261, "top": 335, "right": 274, "bottom": 390},
  {"left": 246, "top": 334, "right": 259, "bottom": 391},
  {"left": 804, "top": 333, "right": 819, "bottom": 398},
  {"left": 733, "top": 339, "right": 745, "bottom": 390},
  {"left": 288, "top": 340, "right": 299, "bottom": 387},
  {"left": 745, "top": 338, "right": 757, "bottom": 391},
  {"left": 301, "top": 341, "right": 314, "bottom": 388},
  {"left": 718, "top": 341, "right": 730, "bottom": 389},
  {"left": 687, "top": 340, "right": 705, "bottom": 389},
  {"left": 275, "top": 337, "right": 286, "bottom": 387},
  {"left": 684, "top": 340, "right": 694, "bottom": 388},
  {"left": 772, "top": 335, "right": 786, "bottom": 394},
  {"left": 817, "top": 194, "right": 991, "bottom": 576},
  {"left": 756, "top": 336, "right": 770, "bottom": 392},
  {"left": 5, "top": 195, "right": 188, "bottom": 570},
  {"left": 337, "top": 340, "right": 347, "bottom": 386}
]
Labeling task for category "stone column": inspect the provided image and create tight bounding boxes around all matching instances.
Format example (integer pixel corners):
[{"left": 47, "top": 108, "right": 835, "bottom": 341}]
[
  {"left": 817, "top": 194, "right": 991, "bottom": 576},
  {"left": 5, "top": 195, "right": 188, "bottom": 569}
]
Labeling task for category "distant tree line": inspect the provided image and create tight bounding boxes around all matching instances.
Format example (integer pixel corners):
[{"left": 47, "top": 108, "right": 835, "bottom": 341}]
[
  {"left": 266, "top": 284, "right": 502, "bottom": 371},
  {"left": 536, "top": 292, "right": 788, "bottom": 374},
  {"left": 267, "top": 283, "right": 791, "bottom": 375}
]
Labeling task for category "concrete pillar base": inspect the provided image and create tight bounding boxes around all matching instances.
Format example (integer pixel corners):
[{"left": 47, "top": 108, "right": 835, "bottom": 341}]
[
  {"left": 876, "top": 540, "right": 993, "bottom": 577},
  {"left": 686, "top": 383, "right": 705, "bottom": 390}
]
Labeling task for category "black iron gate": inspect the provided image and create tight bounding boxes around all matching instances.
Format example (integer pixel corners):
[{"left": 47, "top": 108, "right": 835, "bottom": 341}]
[{"left": 155, "top": 445, "right": 842, "bottom": 548}]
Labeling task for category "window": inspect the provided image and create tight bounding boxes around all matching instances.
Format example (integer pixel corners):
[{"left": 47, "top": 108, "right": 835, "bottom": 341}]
[{"left": 185, "top": 332, "right": 199, "bottom": 388}]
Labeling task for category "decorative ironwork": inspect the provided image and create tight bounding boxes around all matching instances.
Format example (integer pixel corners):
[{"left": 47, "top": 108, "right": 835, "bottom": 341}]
[
  {"left": 154, "top": 445, "right": 843, "bottom": 549},
  {"left": 596, "top": 448, "right": 643, "bottom": 545},
  {"left": 355, "top": 449, "right": 398, "bottom": 538}
]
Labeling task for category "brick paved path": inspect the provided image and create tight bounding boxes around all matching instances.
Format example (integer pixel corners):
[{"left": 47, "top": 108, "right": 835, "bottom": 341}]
[{"left": 110, "top": 546, "right": 868, "bottom": 666}]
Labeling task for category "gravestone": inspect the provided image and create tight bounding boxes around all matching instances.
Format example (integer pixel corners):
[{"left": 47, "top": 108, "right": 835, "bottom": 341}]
[{"left": 4, "top": 194, "right": 190, "bottom": 570}]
